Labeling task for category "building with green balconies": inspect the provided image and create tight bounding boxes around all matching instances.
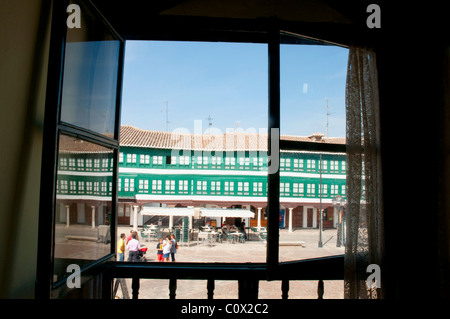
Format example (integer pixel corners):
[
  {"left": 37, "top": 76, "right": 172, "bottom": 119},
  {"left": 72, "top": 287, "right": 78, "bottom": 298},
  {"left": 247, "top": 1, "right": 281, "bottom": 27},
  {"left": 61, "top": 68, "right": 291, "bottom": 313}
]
[
  {"left": 115, "top": 125, "right": 347, "bottom": 230},
  {"left": 55, "top": 126, "right": 347, "bottom": 232}
]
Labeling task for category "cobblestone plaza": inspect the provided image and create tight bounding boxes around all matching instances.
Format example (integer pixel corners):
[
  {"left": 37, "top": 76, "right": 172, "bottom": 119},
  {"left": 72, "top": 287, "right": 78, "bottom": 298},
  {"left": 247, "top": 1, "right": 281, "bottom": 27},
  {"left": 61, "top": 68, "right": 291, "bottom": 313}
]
[{"left": 116, "top": 227, "right": 345, "bottom": 299}]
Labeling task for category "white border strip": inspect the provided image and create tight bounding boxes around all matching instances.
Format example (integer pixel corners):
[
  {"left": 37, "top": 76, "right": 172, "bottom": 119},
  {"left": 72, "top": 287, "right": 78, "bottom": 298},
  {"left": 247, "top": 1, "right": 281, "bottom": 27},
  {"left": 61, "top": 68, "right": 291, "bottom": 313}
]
[
  {"left": 135, "top": 193, "right": 334, "bottom": 204},
  {"left": 119, "top": 167, "right": 346, "bottom": 180}
]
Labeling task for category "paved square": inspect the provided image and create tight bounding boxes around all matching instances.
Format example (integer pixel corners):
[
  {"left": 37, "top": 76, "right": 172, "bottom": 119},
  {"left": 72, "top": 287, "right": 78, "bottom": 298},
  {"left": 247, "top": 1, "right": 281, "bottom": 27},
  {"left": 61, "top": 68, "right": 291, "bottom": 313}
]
[{"left": 116, "top": 227, "right": 345, "bottom": 299}]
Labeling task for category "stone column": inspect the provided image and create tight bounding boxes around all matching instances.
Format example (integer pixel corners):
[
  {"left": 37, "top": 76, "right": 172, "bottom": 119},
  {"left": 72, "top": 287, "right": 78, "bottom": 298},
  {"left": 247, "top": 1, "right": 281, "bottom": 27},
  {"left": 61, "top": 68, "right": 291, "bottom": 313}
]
[
  {"left": 303, "top": 206, "right": 308, "bottom": 228},
  {"left": 222, "top": 207, "right": 227, "bottom": 226},
  {"left": 65, "top": 205, "right": 70, "bottom": 228},
  {"left": 133, "top": 205, "right": 139, "bottom": 231},
  {"left": 288, "top": 207, "right": 293, "bottom": 232},
  {"left": 91, "top": 206, "right": 96, "bottom": 229},
  {"left": 313, "top": 208, "right": 317, "bottom": 228},
  {"left": 333, "top": 206, "right": 338, "bottom": 228},
  {"left": 169, "top": 215, "right": 174, "bottom": 230},
  {"left": 257, "top": 207, "right": 262, "bottom": 230}
]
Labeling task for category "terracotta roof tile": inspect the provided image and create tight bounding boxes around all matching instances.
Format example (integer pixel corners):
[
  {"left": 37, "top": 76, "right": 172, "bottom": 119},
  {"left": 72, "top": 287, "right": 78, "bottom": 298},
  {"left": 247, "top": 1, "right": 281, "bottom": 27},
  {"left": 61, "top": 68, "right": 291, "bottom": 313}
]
[
  {"left": 119, "top": 125, "right": 345, "bottom": 150},
  {"left": 58, "top": 135, "right": 113, "bottom": 153}
]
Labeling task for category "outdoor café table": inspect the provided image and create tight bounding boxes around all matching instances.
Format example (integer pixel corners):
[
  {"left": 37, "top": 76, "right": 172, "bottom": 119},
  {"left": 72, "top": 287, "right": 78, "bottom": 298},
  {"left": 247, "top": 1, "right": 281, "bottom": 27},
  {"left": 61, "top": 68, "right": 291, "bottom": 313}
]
[
  {"left": 208, "top": 231, "right": 219, "bottom": 242},
  {"left": 198, "top": 231, "right": 209, "bottom": 242},
  {"left": 230, "top": 232, "right": 244, "bottom": 243},
  {"left": 199, "top": 231, "right": 218, "bottom": 246},
  {"left": 204, "top": 231, "right": 218, "bottom": 246},
  {"left": 145, "top": 229, "right": 158, "bottom": 241}
]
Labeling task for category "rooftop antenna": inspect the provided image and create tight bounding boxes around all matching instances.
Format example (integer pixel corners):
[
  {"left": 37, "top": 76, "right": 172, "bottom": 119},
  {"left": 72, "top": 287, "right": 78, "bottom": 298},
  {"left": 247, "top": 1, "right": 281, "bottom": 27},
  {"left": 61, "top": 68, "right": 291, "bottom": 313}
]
[{"left": 206, "top": 115, "right": 213, "bottom": 127}]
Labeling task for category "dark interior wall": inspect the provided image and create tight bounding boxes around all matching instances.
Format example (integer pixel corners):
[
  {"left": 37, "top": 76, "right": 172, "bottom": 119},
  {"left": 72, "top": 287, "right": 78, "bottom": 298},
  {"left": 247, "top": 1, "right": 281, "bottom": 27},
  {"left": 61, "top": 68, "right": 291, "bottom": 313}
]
[
  {"left": 375, "top": 4, "right": 447, "bottom": 299},
  {"left": 0, "top": 0, "right": 51, "bottom": 298},
  {"left": 439, "top": 44, "right": 450, "bottom": 300}
]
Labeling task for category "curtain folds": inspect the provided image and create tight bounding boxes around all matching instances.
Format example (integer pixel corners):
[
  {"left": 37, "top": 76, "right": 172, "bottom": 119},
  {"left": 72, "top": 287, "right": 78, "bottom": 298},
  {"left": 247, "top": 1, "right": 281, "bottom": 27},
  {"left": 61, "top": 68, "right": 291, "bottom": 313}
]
[{"left": 344, "top": 47, "right": 384, "bottom": 299}]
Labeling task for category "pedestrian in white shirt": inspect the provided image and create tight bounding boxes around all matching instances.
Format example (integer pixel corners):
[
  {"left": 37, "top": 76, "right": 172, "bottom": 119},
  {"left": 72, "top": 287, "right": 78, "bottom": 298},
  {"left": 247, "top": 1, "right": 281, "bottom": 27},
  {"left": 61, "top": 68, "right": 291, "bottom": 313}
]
[{"left": 162, "top": 235, "right": 172, "bottom": 262}]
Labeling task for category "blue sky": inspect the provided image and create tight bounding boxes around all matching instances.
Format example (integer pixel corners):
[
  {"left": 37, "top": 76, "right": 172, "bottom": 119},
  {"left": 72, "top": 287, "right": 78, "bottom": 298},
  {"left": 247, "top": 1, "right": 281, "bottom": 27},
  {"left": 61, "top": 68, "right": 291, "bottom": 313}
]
[{"left": 121, "top": 40, "right": 348, "bottom": 137}]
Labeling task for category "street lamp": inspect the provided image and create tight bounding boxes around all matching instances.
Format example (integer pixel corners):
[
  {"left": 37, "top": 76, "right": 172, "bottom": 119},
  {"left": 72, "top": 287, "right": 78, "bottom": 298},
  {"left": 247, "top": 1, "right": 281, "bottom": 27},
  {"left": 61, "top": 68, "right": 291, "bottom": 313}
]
[
  {"left": 332, "top": 195, "right": 346, "bottom": 247},
  {"left": 318, "top": 154, "right": 323, "bottom": 248}
]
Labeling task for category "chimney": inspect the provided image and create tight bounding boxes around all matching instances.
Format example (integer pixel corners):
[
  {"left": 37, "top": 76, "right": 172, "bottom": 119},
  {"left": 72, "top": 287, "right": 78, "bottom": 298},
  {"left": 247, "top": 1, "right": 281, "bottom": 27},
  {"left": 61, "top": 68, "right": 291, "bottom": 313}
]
[{"left": 309, "top": 132, "right": 324, "bottom": 142}]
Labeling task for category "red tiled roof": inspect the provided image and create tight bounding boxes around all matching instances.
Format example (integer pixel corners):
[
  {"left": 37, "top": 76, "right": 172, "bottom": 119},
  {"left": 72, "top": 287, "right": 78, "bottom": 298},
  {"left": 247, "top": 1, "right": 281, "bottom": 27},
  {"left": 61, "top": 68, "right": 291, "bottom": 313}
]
[
  {"left": 119, "top": 125, "right": 345, "bottom": 151},
  {"left": 58, "top": 135, "right": 113, "bottom": 153}
]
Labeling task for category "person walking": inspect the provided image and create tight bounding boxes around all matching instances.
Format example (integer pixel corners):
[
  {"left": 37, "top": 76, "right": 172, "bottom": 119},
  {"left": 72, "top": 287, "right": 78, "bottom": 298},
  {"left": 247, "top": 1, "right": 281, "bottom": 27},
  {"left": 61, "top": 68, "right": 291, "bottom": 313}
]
[
  {"left": 240, "top": 221, "right": 247, "bottom": 240},
  {"left": 127, "top": 232, "right": 140, "bottom": 262},
  {"left": 170, "top": 233, "right": 178, "bottom": 262},
  {"left": 117, "top": 233, "right": 125, "bottom": 261}
]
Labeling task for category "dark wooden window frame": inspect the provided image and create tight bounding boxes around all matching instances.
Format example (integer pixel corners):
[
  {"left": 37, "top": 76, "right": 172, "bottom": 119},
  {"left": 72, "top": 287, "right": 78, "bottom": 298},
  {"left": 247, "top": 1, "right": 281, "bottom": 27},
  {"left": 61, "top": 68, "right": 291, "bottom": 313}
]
[
  {"left": 36, "top": 0, "right": 125, "bottom": 298},
  {"left": 36, "top": 0, "right": 347, "bottom": 298}
]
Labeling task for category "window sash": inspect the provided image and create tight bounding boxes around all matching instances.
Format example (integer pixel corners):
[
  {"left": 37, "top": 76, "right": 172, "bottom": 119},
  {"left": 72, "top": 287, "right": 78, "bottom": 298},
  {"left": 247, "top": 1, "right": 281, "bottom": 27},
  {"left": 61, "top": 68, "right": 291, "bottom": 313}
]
[{"left": 39, "top": 9, "right": 356, "bottom": 296}]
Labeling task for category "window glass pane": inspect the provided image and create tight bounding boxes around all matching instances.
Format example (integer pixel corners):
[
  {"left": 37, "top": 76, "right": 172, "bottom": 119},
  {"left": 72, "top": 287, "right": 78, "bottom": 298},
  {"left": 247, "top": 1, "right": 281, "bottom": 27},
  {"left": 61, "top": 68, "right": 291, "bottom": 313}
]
[
  {"left": 60, "top": 0, "right": 120, "bottom": 137},
  {"left": 54, "top": 134, "right": 114, "bottom": 283},
  {"left": 120, "top": 41, "right": 267, "bottom": 263},
  {"left": 279, "top": 34, "right": 348, "bottom": 262}
]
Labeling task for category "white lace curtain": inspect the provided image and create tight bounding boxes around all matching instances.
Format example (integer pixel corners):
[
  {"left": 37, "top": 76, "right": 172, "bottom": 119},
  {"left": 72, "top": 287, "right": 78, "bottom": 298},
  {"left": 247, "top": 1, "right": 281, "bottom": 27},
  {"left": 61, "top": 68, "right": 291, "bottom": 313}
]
[{"left": 344, "top": 47, "right": 384, "bottom": 299}]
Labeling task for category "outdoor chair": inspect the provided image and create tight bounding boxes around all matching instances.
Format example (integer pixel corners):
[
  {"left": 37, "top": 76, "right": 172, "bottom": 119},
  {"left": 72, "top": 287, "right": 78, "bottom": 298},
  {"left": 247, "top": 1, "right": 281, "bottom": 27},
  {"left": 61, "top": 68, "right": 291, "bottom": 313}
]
[
  {"left": 149, "top": 230, "right": 158, "bottom": 241},
  {"left": 198, "top": 231, "right": 209, "bottom": 244},
  {"left": 238, "top": 233, "right": 245, "bottom": 243},
  {"left": 259, "top": 232, "right": 267, "bottom": 242},
  {"left": 217, "top": 232, "right": 223, "bottom": 243},
  {"left": 226, "top": 233, "right": 235, "bottom": 244},
  {"left": 140, "top": 231, "right": 149, "bottom": 242}
]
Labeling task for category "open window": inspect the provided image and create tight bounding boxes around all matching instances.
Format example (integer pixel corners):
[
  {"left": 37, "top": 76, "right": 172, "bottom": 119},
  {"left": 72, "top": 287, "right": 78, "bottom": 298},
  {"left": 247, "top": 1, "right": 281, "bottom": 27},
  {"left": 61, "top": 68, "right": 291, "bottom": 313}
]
[
  {"left": 118, "top": 33, "right": 348, "bottom": 268},
  {"left": 120, "top": 40, "right": 268, "bottom": 263},
  {"left": 278, "top": 32, "right": 348, "bottom": 262},
  {"left": 38, "top": 0, "right": 350, "bottom": 298},
  {"left": 37, "top": 0, "right": 124, "bottom": 296}
]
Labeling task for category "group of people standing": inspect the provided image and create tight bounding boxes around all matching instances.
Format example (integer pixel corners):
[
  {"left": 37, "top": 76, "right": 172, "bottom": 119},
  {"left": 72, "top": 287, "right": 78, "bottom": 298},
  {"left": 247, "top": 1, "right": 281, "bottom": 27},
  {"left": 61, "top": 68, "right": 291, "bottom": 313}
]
[
  {"left": 156, "top": 234, "right": 177, "bottom": 262},
  {"left": 117, "top": 230, "right": 178, "bottom": 262}
]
